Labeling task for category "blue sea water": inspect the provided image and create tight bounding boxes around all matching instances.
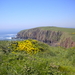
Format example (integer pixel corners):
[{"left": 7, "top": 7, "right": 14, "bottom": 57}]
[{"left": 0, "top": 33, "right": 17, "bottom": 40}]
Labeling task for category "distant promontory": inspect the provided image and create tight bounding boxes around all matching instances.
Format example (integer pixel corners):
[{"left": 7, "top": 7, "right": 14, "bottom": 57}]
[{"left": 17, "top": 27, "right": 75, "bottom": 48}]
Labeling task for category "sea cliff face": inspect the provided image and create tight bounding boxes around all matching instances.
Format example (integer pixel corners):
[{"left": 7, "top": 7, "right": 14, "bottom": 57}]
[{"left": 17, "top": 27, "right": 75, "bottom": 48}]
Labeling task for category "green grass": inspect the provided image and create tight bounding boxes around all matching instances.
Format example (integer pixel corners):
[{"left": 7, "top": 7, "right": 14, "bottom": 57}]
[
  {"left": 38, "top": 26, "right": 75, "bottom": 32},
  {"left": 0, "top": 40, "right": 75, "bottom": 75}
]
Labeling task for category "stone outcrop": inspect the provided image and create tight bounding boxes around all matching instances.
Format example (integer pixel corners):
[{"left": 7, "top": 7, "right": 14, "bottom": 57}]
[{"left": 17, "top": 28, "right": 62, "bottom": 46}]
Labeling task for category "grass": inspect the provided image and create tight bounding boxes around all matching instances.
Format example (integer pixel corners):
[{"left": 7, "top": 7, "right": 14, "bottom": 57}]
[
  {"left": 38, "top": 26, "right": 75, "bottom": 33},
  {"left": 0, "top": 40, "right": 75, "bottom": 75}
]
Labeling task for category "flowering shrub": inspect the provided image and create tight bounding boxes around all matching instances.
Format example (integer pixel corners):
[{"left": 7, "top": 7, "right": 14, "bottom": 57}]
[{"left": 9, "top": 39, "right": 45, "bottom": 54}]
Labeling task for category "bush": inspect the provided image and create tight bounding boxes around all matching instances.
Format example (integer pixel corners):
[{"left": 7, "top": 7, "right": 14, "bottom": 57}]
[{"left": 8, "top": 39, "right": 49, "bottom": 54}]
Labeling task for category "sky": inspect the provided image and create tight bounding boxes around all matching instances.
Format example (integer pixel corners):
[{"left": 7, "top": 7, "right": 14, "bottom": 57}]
[{"left": 0, "top": 0, "right": 75, "bottom": 32}]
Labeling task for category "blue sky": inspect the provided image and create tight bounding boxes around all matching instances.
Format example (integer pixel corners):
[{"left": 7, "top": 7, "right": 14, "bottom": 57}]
[{"left": 0, "top": 0, "right": 75, "bottom": 32}]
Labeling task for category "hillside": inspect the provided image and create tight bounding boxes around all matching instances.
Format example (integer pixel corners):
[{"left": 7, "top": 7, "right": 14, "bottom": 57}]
[
  {"left": 0, "top": 40, "right": 75, "bottom": 75},
  {"left": 17, "top": 26, "right": 75, "bottom": 48}
]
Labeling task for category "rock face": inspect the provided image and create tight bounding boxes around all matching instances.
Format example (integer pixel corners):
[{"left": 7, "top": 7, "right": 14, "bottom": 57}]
[
  {"left": 17, "top": 28, "right": 62, "bottom": 46},
  {"left": 17, "top": 27, "right": 75, "bottom": 48},
  {"left": 60, "top": 37, "right": 75, "bottom": 48}
]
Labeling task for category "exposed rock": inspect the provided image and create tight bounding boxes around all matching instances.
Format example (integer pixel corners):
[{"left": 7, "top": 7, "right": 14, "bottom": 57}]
[
  {"left": 60, "top": 37, "right": 75, "bottom": 48},
  {"left": 17, "top": 28, "right": 62, "bottom": 46}
]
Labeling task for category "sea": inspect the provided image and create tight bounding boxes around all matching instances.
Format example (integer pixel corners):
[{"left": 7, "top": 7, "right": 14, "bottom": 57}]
[
  {"left": 0, "top": 32, "right": 17, "bottom": 41},
  {"left": 0, "top": 29, "right": 26, "bottom": 41}
]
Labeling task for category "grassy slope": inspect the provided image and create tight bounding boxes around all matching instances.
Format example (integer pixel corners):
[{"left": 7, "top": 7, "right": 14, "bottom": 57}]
[
  {"left": 38, "top": 26, "right": 75, "bottom": 32},
  {"left": 0, "top": 40, "right": 75, "bottom": 75},
  {"left": 20, "top": 26, "right": 75, "bottom": 33}
]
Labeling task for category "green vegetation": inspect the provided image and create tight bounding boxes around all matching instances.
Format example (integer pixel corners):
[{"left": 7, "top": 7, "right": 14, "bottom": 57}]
[
  {"left": 8, "top": 39, "right": 49, "bottom": 54},
  {"left": 0, "top": 39, "right": 75, "bottom": 75},
  {"left": 38, "top": 26, "right": 75, "bottom": 33}
]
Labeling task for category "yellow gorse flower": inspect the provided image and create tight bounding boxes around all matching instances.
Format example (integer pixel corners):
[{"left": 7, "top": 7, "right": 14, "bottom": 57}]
[{"left": 10, "top": 39, "right": 40, "bottom": 54}]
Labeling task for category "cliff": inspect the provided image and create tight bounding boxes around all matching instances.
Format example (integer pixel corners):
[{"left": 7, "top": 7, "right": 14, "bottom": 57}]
[{"left": 17, "top": 27, "right": 75, "bottom": 48}]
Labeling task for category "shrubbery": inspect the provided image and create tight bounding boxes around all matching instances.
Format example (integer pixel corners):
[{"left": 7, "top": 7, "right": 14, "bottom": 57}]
[
  {"left": 0, "top": 40, "right": 75, "bottom": 75},
  {"left": 1, "top": 39, "right": 49, "bottom": 55}
]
